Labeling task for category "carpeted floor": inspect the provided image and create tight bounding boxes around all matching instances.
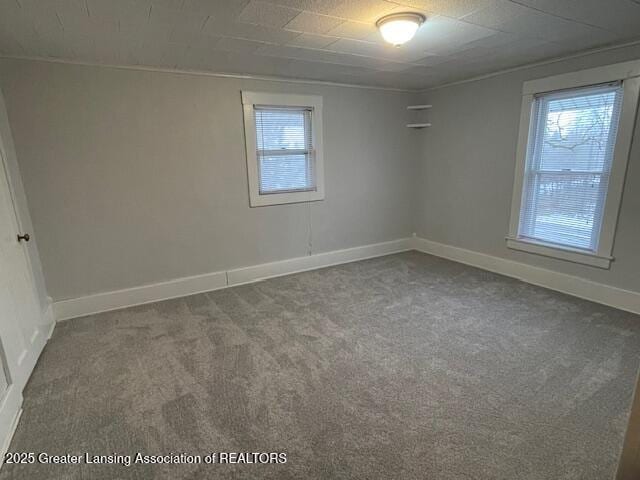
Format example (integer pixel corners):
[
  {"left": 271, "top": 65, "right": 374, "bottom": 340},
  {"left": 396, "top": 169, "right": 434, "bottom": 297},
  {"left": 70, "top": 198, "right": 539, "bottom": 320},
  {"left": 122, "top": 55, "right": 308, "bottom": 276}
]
[{"left": 2, "top": 251, "right": 640, "bottom": 479}]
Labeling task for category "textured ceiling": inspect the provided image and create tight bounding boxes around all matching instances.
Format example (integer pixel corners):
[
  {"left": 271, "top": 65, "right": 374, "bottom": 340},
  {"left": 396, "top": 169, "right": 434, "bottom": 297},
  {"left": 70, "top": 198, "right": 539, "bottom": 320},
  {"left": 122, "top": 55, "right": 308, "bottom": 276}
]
[{"left": 1, "top": 0, "right": 640, "bottom": 89}]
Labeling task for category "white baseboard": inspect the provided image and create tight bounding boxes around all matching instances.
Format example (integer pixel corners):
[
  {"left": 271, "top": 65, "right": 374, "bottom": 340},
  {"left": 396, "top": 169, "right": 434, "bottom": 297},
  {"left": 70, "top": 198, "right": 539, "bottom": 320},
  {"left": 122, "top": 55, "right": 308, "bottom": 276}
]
[
  {"left": 54, "top": 235, "right": 638, "bottom": 322},
  {"left": 54, "top": 270, "right": 229, "bottom": 321},
  {"left": 0, "top": 408, "right": 22, "bottom": 471},
  {"left": 227, "top": 238, "right": 412, "bottom": 286},
  {"left": 54, "top": 238, "right": 413, "bottom": 321},
  {"left": 412, "top": 236, "right": 640, "bottom": 315}
]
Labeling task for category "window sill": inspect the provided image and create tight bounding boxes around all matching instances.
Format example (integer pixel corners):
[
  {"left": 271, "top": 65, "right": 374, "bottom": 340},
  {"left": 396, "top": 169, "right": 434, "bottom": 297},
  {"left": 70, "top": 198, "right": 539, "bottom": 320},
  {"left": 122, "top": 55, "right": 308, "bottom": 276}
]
[
  {"left": 250, "top": 189, "right": 324, "bottom": 207},
  {"left": 505, "top": 237, "right": 612, "bottom": 269}
]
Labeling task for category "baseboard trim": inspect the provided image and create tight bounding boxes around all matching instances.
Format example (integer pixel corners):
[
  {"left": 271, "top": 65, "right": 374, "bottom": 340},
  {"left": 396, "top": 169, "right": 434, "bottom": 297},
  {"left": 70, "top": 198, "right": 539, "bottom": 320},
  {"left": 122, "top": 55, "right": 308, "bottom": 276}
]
[
  {"left": 412, "top": 236, "right": 640, "bottom": 315},
  {"left": 0, "top": 408, "right": 22, "bottom": 471},
  {"left": 54, "top": 270, "right": 229, "bottom": 321},
  {"left": 54, "top": 238, "right": 413, "bottom": 321},
  {"left": 227, "top": 238, "right": 412, "bottom": 286},
  {"left": 54, "top": 236, "right": 638, "bottom": 321}
]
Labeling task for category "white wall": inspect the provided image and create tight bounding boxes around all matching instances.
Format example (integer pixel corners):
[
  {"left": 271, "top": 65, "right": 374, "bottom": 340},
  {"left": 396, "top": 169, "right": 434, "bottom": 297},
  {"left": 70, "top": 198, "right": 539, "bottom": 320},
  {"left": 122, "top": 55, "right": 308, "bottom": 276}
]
[
  {"left": 0, "top": 59, "right": 418, "bottom": 302},
  {"left": 415, "top": 44, "right": 640, "bottom": 293}
]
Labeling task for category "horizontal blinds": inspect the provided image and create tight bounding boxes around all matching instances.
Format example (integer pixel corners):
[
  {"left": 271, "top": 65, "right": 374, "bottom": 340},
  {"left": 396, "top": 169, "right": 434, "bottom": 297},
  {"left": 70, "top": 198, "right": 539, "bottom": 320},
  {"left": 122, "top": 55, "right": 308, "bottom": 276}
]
[
  {"left": 518, "top": 82, "right": 623, "bottom": 251},
  {"left": 255, "top": 107, "right": 315, "bottom": 194}
]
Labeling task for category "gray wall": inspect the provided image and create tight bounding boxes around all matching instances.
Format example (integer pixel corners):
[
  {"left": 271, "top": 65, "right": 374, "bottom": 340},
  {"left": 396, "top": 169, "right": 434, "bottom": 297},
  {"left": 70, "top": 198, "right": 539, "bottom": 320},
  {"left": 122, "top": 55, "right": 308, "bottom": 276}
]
[
  {"left": 0, "top": 59, "right": 417, "bottom": 301},
  {"left": 415, "top": 44, "right": 640, "bottom": 293},
  {"left": 4, "top": 44, "right": 639, "bottom": 304}
]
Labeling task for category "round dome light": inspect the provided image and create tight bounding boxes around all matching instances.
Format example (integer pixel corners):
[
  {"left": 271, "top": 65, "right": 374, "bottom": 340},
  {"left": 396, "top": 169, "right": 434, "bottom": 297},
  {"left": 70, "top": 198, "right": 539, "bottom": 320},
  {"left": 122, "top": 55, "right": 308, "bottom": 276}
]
[{"left": 376, "top": 12, "right": 426, "bottom": 47}]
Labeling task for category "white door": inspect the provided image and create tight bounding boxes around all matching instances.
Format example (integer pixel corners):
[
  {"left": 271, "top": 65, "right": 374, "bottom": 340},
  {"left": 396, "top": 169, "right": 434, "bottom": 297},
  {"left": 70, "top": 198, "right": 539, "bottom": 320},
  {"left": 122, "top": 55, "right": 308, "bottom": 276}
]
[{"left": 0, "top": 145, "right": 41, "bottom": 449}]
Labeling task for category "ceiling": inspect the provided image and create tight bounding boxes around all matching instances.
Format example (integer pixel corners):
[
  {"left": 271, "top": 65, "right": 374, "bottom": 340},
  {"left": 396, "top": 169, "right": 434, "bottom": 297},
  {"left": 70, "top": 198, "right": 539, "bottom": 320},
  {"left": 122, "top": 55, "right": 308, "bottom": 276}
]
[{"left": 1, "top": 0, "right": 640, "bottom": 90}]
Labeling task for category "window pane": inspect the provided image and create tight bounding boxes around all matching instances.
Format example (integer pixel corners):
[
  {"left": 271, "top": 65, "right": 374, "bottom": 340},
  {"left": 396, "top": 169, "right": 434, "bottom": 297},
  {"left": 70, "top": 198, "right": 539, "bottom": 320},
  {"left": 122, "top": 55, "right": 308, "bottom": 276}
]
[
  {"left": 255, "top": 108, "right": 312, "bottom": 151},
  {"left": 259, "top": 154, "right": 313, "bottom": 193},
  {"left": 538, "top": 88, "right": 620, "bottom": 172},
  {"left": 254, "top": 106, "right": 315, "bottom": 195},
  {"left": 523, "top": 172, "right": 607, "bottom": 250},
  {"left": 519, "top": 83, "right": 623, "bottom": 251}
]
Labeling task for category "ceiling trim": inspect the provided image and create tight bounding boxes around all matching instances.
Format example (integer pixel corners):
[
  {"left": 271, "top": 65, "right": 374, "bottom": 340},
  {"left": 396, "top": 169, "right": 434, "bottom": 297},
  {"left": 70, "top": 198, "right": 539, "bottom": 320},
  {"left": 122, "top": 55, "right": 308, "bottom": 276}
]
[
  {"left": 420, "top": 39, "right": 640, "bottom": 92},
  {"left": 0, "top": 55, "right": 414, "bottom": 93},
  {"left": 2, "top": 38, "right": 639, "bottom": 94}
]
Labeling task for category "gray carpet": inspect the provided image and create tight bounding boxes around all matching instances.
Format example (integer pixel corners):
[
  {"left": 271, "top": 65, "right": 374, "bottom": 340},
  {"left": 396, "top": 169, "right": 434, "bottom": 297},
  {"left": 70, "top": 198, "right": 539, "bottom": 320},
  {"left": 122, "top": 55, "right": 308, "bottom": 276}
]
[{"left": 2, "top": 251, "right": 640, "bottom": 479}]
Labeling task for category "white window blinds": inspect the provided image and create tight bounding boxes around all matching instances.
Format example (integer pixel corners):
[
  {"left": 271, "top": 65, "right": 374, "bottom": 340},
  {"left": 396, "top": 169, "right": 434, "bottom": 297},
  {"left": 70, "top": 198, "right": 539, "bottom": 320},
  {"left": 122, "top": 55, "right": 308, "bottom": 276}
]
[
  {"left": 518, "top": 82, "right": 623, "bottom": 251},
  {"left": 254, "top": 107, "right": 315, "bottom": 194}
]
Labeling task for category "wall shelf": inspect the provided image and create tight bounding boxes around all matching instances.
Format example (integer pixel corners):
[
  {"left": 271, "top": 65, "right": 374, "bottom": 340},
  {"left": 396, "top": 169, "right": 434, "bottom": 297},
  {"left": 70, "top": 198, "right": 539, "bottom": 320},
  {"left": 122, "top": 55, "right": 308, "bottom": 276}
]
[{"left": 407, "top": 104, "right": 432, "bottom": 129}]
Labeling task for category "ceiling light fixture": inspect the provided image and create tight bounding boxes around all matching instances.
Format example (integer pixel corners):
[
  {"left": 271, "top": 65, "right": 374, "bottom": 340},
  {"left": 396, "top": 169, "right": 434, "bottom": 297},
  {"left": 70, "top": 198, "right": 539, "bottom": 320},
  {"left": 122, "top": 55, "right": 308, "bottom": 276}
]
[{"left": 376, "top": 12, "right": 426, "bottom": 47}]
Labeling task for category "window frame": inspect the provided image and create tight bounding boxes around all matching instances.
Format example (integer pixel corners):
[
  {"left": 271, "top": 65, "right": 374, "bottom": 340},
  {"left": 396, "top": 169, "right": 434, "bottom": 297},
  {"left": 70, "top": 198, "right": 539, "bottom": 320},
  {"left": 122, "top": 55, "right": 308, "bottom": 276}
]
[
  {"left": 242, "top": 91, "right": 324, "bottom": 207},
  {"left": 507, "top": 60, "right": 640, "bottom": 269}
]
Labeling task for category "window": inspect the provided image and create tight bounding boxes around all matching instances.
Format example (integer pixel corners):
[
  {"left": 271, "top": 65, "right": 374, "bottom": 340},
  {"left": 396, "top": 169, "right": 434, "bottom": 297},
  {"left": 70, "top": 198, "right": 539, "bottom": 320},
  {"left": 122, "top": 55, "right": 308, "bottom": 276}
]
[
  {"left": 507, "top": 61, "right": 640, "bottom": 268},
  {"left": 255, "top": 107, "right": 313, "bottom": 194},
  {"left": 520, "top": 83, "right": 622, "bottom": 250},
  {"left": 242, "top": 92, "right": 324, "bottom": 207}
]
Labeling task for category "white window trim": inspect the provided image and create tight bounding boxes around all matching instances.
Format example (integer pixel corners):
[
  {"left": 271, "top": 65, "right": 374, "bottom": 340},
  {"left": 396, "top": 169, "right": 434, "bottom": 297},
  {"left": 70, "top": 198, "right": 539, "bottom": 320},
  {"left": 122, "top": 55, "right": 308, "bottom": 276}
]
[
  {"left": 507, "top": 60, "right": 640, "bottom": 269},
  {"left": 242, "top": 91, "right": 325, "bottom": 207}
]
